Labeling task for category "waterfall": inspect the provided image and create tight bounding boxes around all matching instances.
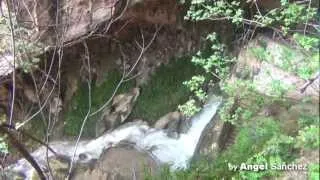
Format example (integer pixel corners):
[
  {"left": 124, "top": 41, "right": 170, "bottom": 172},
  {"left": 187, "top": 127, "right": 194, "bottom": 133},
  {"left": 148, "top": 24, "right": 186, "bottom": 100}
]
[
  {"left": 136, "top": 95, "right": 222, "bottom": 168},
  {"left": 7, "top": 95, "right": 222, "bottom": 179}
]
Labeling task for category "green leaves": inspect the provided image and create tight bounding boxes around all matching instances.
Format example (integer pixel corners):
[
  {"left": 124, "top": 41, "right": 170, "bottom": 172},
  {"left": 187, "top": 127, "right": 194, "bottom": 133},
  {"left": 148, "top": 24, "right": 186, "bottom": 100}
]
[
  {"left": 183, "top": 75, "right": 207, "bottom": 101},
  {"left": 179, "top": 32, "right": 232, "bottom": 117},
  {"left": 186, "top": 0, "right": 242, "bottom": 23},
  {"left": 296, "top": 125, "right": 320, "bottom": 150},
  {"left": 178, "top": 99, "right": 201, "bottom": 117},
  {"left": 192, "top": 33, "right": 232, "bottom": 79},
  {"left": 0, "top": 137, "right": 8, "bottom": 154},
  {"left": 293, "top": 33, "right": 320, "bottom": 51},
  {"left": 308, "top": 164, "right": 320, "bottom": 180},
  {"left": 183, "top": 75, "right": 205, "bottom": 92},
  {"left": 186, "top": 0, "right": 317, "bottom": 37},
  {"left": 280, "top": 0, "right": 289, "bottom": 6}
]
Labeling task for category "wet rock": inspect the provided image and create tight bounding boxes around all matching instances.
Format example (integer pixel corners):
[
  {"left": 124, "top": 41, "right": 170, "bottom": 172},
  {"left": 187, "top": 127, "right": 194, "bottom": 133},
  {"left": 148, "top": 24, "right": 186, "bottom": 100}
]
[
  {"left": 166, "top": 118, "right": 181, "bottom": 139},
  {"left": 72, "top": 143, "right": 159, "bottom": 180},
  {"left": 194, "top": 113, "right": 230, "bottom": 159},
  {"left": 95, "top": 88, "right": 140, "bottom": 137},
  {"left": 72, "top": 168, "right": 109, "bottom": 180},
  {"left": 26, "top": 156, "right": 71, "bottom": 180},
  {"left": 179, "top": 117, "right": 192, "bottom": 134},
  {"left": 153, "top": 111, "right": 191, "bottom": 138},
  {"left": 166, "top": 117, "right": 192, "bottom": 138},
  {"left": 154, "top": 111, "right": 182, "bottom": 129}
]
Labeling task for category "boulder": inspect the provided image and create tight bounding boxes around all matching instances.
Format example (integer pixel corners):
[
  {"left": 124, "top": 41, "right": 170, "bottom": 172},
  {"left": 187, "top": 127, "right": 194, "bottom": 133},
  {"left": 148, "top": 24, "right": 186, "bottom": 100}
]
[
  {"left": 193, "top": 113, "right": 230, "bottom": 159},
  {"left": 153, "top": 111, "right": 192, "bottom": 138},
  {"left": 153, "top": 111, "right": 182, "bottom": 129},
  {"left": 95, "top": 87, "right": 140, "bottom": 137}
]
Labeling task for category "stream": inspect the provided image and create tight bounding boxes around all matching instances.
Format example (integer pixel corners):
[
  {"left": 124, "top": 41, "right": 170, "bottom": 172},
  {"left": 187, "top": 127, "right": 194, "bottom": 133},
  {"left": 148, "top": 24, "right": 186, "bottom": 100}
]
[{"left": 6, "top": 95, "right": 222, "bottom": 179}]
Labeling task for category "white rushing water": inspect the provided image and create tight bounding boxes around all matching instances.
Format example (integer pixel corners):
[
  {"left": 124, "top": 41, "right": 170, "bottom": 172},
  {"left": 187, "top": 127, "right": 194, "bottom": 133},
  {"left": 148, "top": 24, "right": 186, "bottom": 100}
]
[{"left": 8, "top": 95, "right": 222, "bottom": 179}]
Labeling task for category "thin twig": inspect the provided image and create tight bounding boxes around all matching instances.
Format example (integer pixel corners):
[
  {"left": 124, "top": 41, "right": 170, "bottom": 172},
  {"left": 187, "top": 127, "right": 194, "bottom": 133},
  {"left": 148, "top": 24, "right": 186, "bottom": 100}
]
[
  {"left": 5, "top": 0, "right": 16, "bottom": 126},
  {"left": 303, "top": 0, "right": 312, "bottom": 35},
  {"left": 66, "top": 41, "right": 92, "bottom": 179}
]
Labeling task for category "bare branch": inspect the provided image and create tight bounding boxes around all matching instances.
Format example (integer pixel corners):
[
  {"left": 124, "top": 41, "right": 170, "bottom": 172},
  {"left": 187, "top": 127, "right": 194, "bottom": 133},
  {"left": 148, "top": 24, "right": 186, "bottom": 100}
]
[
  {"left": 66, "top": 41, "right": 92, "bottom": 179},
  {"left": 5, "top": 0, "right": 16, "bottom": 126}
]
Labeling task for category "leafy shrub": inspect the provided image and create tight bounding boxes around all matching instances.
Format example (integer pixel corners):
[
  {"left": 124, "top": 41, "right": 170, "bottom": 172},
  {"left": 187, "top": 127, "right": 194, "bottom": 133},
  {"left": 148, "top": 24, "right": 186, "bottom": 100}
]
[
  {"left": 298, "top": 114, "right": 319, "bottom": 129},
  {"left": 0, "top": 137, "right": 8, "bottom": 154},
  {"left": 308, "top": 164, "right": 320, "bottom": 180},
  {"left": 178, "top": 99, "right": 201, "bottom": 118},
  {"left": 296, "top": 125, "right": 320, "bottom": 150},
  {"left": 179, "top": 33, "right": 232, "bottom": 117},
  {"left": 293, "top": 33, "right": 319, "bottom": 51}
]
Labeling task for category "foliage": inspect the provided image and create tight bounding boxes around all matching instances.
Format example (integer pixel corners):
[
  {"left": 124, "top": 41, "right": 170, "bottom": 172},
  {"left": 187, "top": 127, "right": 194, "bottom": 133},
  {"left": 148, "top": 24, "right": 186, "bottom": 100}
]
[
  {"left": 186, "top": 0, "right": 243, "bottom": 24},
  {"left": 298, "top": 114, "right": 319, "bottom": 129},
  {"left": 228, "top": 118, "right": 282, "bottom": 162},
  {"left": 308, "top": 164, "right": 320, "bottom": 180},
  {"left": 0, "top": 137, "right": 8, "bottom": 154},
  {"left": 186, "top": 0, "right": 317, "bottom": 34},
  {"left": 292, "top": 33, "right": 320, "bottom": 79},
  {"left": 239, "top": 134, "right": 295, "bottom": 179},
  {"left": 276, "top": 1, "right": 317, "bottom": 33},
  {"left": 293, "top": 33, "right": 320, "bottom": 51},
  {"left": 178, "top": 33, "right": 232, "bottom": 117},
  {"left": 295, "top": 125, "right": 320, "bottom": 150},
  {"left": 218, "top": 97, "right": 237, "bottom": 124},
  {"left": 183, "top": 75, "right": 207, "bottom": 101},
  {"left": 191, "top": 33, "right": 233, "bottom": 79},
  {"left": 178, "top": 99, "right": 201, "bottom": 118},
  {"left": 219, "top": 79, "right": 263, "bottom": 124}
]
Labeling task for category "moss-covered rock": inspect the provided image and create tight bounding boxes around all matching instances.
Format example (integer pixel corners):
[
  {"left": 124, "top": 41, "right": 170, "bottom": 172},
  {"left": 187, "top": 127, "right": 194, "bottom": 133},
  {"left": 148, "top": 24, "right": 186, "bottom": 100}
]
[
  {"left": 130, "top": 58, "right": 203, "bottom": 123},
  {"left": 64, "top": 70, "right": 135, "bottom": 137}
]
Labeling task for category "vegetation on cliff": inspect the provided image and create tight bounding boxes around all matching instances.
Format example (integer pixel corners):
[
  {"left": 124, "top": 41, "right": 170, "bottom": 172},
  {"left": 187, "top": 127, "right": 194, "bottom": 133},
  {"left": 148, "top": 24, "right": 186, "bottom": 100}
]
[{"left": 155, "top": 0, "right": 319, "bottom": 179}]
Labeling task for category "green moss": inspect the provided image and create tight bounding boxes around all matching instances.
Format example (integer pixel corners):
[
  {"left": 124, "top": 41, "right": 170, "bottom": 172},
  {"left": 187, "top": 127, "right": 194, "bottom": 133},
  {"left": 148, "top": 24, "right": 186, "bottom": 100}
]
[
  {"left": 130, "top": 58, "right": 203, "bottom": 123},
  {"left": 64, "top": 70, "right": 135, "bottom": 137}
]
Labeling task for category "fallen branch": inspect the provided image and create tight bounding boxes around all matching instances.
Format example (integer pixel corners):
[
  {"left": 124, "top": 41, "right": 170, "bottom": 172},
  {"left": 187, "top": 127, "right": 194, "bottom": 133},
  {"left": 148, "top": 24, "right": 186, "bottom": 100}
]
[{"left": 300, "top": 72, "right": 320, "bottom": 93}]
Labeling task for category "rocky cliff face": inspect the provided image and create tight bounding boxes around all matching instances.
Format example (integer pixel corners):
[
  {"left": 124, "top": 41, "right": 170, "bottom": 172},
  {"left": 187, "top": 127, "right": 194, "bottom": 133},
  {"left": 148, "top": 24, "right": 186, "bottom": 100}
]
[{"left": 14, "top": 0, "right": 182, "bottom": 45}]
